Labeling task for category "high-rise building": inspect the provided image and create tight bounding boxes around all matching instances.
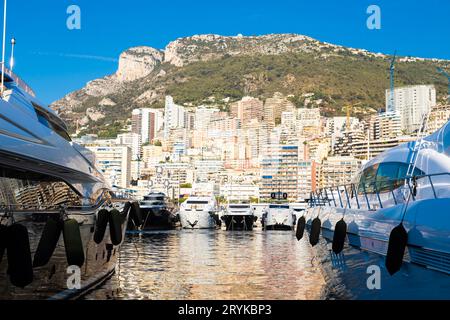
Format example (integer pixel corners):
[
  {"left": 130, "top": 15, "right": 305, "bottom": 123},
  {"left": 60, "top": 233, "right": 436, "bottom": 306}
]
[
  {"left": 260, "top": 144, "right": 299, "bottom": 201},
  {"left": 297, "top": 108, "right": 322, "bottom": 138},
  {"left": 208, "top": 117, "right": 241, "bottom": 132},
  {"left": 281, "top": 111, "right": 296, "bottom": 127},
  {"left": 386, "top": 85, "right": 436, "bottom": 133},
  {"left": 85, "top": 145, "right": 131, "bottom": 188},
  {"left": 304, "top": 137, "right": 330, "bottom": 163},
  {"left": 351, "top": 136, "right": 416, "bottom": 161},
  {"left": 220, "top": 183, "right": 260, "bottom": 202},
  {"left": 427, "top": 104, "right": 450, "bottom": 133},
  {"left": 242, "top": 119, "right": 272, "bottom": 166},
  {"left": 131, "top": 108, "right": 163, "bottom": 144},
  {"left": 230, "top": 96, "right": 264, "bottom": 125},
  {"left": 376, "top": 112, "right": 402, "bottom": 139},
  {"left": 164, "top": 96, "right": 186, "bottom": 139},
  {"left": 195, "top": 106, "right": 220, "bottom": 130},
  {"left": 332, "top": 130, "right": 365, "bottom": 156},
  {"left": 298, "top": 160, "right": 319, "bottom": 200},
  {"left": 193, "top": 159, "right": 225, "bottom": 182},
  {"left": 263, "top": 92, "right": 295, "bottom": 124},
  {"left": 142, "top": 145, "right": 164, "bottom": 167},
  {"left": 116, "top": 132, "right": 142, "bottom": 160},
  {"left": 326, "top": 116, "right": 360, "bottom": 136},
  {"left": 320, "top": 156, "right": 361, "bottom": 188}
]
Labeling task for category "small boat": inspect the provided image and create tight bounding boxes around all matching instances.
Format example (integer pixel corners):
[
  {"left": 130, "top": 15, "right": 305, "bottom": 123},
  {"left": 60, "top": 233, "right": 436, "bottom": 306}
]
[
  {"left": 221, "top": 203, "right": 256, "bottom": 231},
  {"left": 262, "top": 203, "right": 296, "bottom": 230},
  {"left": 179, "top": 195, "right": 220, "bottom": 229},
  {"left": 303, "top": 118, "right": 450, "bottom": 299},
  {"left": 136, "top": 192, "right": 178, "bottom": 230}
]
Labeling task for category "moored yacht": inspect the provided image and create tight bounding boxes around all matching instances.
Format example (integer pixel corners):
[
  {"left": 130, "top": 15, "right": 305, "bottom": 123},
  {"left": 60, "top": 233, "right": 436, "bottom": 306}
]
[
  {"left": 179, "top": 195, "right": 219, "bottom": 229},
  {"left": 302, "top": 119, "right": 450, "bottom": 299},
  {"left": 0, "top": 67, "right": 134, "bottom": 299},
  {"left": 135, "top": 192, "right": 178, "bottom": 230},
  {"left": 221, "top": 203, "right": 256, "bottom": 231},
  {"left": 262, "top": 203, "right": 296, "bottom": 230}
]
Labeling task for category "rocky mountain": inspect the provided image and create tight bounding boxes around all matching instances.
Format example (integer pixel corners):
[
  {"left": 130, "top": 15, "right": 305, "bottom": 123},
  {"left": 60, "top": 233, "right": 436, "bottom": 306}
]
[{"left": 50, "top": 33, "right": 449, "bottom": 137}]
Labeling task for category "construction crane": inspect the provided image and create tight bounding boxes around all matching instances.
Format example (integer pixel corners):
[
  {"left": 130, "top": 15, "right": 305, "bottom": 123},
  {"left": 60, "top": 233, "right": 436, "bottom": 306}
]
[
  {"left": 437, "top": 67, "right": 450, "bottom": 104},
  {"left": 387, "top": 51, "right": 397, "bottom": 113},
  {"left": 345, "top": 102, "right": 362, "bottom": 131}
]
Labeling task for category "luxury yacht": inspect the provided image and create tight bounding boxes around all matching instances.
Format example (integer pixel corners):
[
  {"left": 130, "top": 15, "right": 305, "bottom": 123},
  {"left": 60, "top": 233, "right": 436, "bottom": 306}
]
[
  {"left": 134, "top": 192, "right": 178, "bottom": 230},
  {"left": 303, "top": 119, "right": 450, "bottom": 299},
  {"left": 262, "top": 203, "right": 296, "bottom": 230},
  {"left": 221, "top": 203, "right": 256, "bottom": 231},
  {"left": 179, "top": 195, "right": 219, "bottom": 229},
  {"left": 0, "top": 68, "right": 135, "bottom": 299}
]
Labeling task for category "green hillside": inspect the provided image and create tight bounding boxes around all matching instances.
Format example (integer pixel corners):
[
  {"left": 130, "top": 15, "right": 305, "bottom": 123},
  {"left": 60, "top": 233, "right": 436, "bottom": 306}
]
[{"left": 70, "top": 51, "right": 449, "bottom": 137}]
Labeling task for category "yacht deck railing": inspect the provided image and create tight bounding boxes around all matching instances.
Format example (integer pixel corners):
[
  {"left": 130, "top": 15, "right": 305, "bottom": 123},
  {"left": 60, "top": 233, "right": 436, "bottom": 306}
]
[{"left": 309, "top": 172, "right": 450, "bottom": 210}]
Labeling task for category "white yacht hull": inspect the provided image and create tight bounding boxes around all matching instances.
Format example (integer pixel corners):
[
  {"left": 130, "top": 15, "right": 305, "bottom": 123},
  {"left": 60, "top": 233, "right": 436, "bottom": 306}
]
[
  {"left": 179, "top": 210, "right": 217, "bottom": 229},
  {"left": 263, "top": 209, "right": 296, "bottom": 230}
]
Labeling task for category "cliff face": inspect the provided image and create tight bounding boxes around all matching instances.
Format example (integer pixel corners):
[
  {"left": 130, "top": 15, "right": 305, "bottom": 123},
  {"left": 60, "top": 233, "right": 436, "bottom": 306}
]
[
  {"left": 163, "top": 34, "right": 323, "bottom": 66},
  {"left": 50, "top": 33, "right": 449, "bottom": 136},
  {"left": 116, "top": 46, "right": 164, "bottom": 81}
]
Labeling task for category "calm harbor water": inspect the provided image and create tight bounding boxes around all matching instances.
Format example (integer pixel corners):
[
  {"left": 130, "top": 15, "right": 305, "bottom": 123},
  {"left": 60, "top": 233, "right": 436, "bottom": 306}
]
[{"left": 85, "top": 229, "right": 327, "bottom": 300}]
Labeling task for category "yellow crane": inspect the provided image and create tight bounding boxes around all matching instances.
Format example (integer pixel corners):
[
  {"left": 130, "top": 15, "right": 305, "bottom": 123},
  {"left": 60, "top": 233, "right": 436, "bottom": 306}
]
[{"left": 345, "top": 102, "right": 362, "bottom": 131}]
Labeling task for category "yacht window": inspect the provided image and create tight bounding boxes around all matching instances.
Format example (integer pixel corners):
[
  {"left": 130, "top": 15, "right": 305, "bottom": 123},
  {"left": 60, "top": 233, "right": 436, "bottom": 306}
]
[
  {"left": 358, "top": 164, "right": 379, "bottom": 194},
  {"left": 376, "top": 162, "right": 399, "bottom": 192},
  {"left": 33, "top": 103, "right": 71, "bottom": 142},
  {"left": 144, "top": 196, "right": 165, "bottom": 201},
  {"left": 376, "top": 162, "right": 425, "bottom": 192},
  {"left": 186, "top": 200, "right": 208, "bottom": 204},
  {"left": 0, "top": 167, "right": 82, "bottom": 208}
]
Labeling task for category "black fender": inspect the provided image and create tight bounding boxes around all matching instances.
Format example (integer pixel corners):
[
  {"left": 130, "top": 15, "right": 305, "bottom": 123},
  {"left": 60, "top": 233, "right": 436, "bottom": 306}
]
[
  {"left": 94, "top": 209, "right": 110, "bottom": 244},
  {"left": 33, "top": 216, "right": 62, "bottom": 267},
  {"left": 109, "top": 209, "right": 123, "bottom": 246},
  {"left": 7, "top": 224, "right": 33, "bottom": 288},
  {"left": 63, "top": 219, "right": 85, "bottom": 267}
]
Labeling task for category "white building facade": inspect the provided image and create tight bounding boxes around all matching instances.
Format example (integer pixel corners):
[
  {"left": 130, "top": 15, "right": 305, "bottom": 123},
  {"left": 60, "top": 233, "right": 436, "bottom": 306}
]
[{"left": 386, "top": 85, "right": 436, "bottom": 133}]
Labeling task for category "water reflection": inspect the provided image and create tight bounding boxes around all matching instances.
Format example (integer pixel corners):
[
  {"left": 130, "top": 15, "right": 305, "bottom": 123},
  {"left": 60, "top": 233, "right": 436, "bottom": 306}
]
[{"left": 86, "top": 230, "right": 326, "bottom": 300}]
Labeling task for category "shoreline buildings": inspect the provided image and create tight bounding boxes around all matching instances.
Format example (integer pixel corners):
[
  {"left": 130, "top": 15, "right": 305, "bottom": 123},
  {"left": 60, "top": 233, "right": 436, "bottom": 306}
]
[{"left": 76, "top": 84, "right": 446, "bottom": 201}]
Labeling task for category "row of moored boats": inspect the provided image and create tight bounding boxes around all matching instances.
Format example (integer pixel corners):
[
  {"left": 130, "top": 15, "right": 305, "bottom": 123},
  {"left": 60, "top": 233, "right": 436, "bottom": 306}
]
[{"left": 127, "top": 192, "right": 306, "bottom": 231}]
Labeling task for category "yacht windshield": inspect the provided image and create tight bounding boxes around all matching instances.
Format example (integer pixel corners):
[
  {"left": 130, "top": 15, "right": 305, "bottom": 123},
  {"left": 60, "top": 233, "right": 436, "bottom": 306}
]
[
  {"left": 269, "top": 205, "right": 289, "bottom": 209},
  {"left": 187, "top": 200, "right": 209, "bottom": 204},
  {"left": 229, "top": 205, "right": 250, "bottom": 209}
]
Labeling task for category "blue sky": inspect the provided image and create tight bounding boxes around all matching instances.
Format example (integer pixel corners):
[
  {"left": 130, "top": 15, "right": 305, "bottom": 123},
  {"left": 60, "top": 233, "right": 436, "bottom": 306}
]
[{"left": 5, "top": 0, "right": 450, "bottom": 104}]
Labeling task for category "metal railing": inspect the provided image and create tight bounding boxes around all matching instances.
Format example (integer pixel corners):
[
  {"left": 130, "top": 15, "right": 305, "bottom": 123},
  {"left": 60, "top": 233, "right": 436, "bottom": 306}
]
[
  {"left": 309, "top": 172, "right": 450, "bottom": 210},
  {"left": 4, "top": 67, "right": 36, "bottom": 97}
]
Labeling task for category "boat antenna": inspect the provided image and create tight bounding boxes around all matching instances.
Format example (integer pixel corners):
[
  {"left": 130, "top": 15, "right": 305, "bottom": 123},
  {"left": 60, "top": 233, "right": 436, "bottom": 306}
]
[
  {"left": 1, "top": 0, "right": 7, "bottom": 98},
  {"left": 9, "top": 36, "right": 14, "bottom": 71}
]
